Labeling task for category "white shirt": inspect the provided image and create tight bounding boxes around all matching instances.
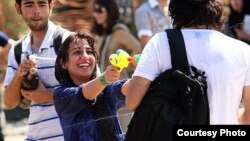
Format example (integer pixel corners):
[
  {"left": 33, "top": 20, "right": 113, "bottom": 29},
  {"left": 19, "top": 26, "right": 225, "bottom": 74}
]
[
  {"left": 134, "top": 0, "right": 172, "bottom": 38},
  {"left": 243, "top": 14, "right": 250, "bottom": 35},
  {"left": 4, "top": 21, "right": 71, "bottom": 140},
  {"left": 134, "top": 29, "right": 250, "bottom": 124}
]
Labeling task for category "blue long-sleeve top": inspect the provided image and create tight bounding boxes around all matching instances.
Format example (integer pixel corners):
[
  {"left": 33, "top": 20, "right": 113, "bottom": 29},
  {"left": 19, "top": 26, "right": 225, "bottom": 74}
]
[{"left": 53, "top": 79, "right": 127, "bottom": 141}]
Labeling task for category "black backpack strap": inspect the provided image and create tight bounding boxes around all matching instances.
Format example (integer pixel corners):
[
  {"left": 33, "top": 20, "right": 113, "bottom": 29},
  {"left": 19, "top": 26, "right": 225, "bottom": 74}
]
[
  {"left": 14, "top": 39, "right": 24, "bottom": 65},
  {"left": 165, "top": 29, "right": 189, "bottom": 74},
  {"left": 14, "top": 27, "right": 67, "bottom": 65},
  {"left": 52, "top": 27, "right": 68, "bottom": 54}
]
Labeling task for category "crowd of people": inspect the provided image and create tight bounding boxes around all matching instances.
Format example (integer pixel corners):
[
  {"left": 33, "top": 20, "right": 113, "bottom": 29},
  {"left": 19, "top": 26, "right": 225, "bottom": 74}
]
[{"left": 0, "top": 0, "right": 250, "bottom": 141}]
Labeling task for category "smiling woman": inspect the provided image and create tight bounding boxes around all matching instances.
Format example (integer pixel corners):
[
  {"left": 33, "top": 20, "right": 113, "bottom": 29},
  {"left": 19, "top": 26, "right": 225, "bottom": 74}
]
[
  {"left": 53, "top": 32, "right": 131, "bottom": 141},
  {"left": 55, "top": 32, "right": 98, "bottom": 85}
]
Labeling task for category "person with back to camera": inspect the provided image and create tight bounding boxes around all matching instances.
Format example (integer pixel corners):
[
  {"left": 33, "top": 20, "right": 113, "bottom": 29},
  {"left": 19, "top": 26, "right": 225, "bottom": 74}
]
[
  {"left": 126, "top": 0, "right": 250, "bottom": 124},
  {"left": 3, "top": 0, "right": 71, "bottom": 140},
  {"left": 53, "top": 32, "right": 131, "bottom": 141}
]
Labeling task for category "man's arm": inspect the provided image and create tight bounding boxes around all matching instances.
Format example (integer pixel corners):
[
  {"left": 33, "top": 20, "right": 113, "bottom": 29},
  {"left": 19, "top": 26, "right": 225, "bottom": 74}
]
[
  {"left": 6, "top": 78, "right": 55, "bottom": 108},
  {"left": 139, "top": 35, "right": 151, "bottom": 48},
  {"left": 134, "top": 6, "right": 153, "bottom": 48},
  {"left": 4, "top": 59, "right": 36, "bottom": 109},
  {"left": 125, "top": 76, "right": 151, "bottom": 111},
  {"left": 238, "top": 85, "right": 250, "bottom": 124},
  {"left": 21, "top": 81, "right": 54, "bottom": 103},
  {"left": 4, "top": 72, "right": 23, "bottom": 109}
]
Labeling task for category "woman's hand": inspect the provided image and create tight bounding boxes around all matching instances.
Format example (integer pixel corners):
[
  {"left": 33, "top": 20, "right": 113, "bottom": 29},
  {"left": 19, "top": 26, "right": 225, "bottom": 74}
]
[{"left": 104, "top": 65, "right": 120, "bottom": 84}]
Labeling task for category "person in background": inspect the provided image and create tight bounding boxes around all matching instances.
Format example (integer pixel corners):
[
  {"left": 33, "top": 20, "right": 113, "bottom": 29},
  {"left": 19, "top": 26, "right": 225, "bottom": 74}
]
[
  {"left": 91, "top": 0, "right": 142, "bottom": 80},
  {"left": 126, "top": 0, "right": 250, "bottom": 124},
  {"left": 91, "top": 0, "right": 141, "bottom": 132},
  {"left": 242, "top": 0, "right": 250, "bottom": 29},
  {"left": 228, "top": 0, "right": 250, "bottom": 44},
  {"left": 134, "top": 0, "right": 172, "bottom": 48},
  {"left": 3, "top": 0, "right": 71, "bottom": 140},
  {"left": 0, "top": 31, "right": 15, "bottom": 48},
  {"left": 53, "top": 32, "right": 131, "bottom": 141},
  {"left": 0, "top": 31, "right": 15, "bottom": 141},
  {"left": 0, "top": 31, "right": 15, "bottom": 83}
]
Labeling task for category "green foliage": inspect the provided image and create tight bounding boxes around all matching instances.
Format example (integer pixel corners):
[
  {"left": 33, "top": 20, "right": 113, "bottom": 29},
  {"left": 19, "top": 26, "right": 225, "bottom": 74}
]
[{"left": 0, "top": 0, "right": 28, "bottom": 40}]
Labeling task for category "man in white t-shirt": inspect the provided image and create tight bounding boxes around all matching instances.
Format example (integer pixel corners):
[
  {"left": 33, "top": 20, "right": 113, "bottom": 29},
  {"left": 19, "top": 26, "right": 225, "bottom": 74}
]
[{"left": 126, "top": 0, "right": 250, "bottom": 124}]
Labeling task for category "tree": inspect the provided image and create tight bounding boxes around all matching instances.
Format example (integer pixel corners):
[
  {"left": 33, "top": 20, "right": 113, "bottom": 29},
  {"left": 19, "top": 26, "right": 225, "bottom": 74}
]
[
  {"left": 0, "top": 0, "right": 28, "bottom": 40},
  {"left": 50, "top": 0, "right": 94, "bottom": 33}
]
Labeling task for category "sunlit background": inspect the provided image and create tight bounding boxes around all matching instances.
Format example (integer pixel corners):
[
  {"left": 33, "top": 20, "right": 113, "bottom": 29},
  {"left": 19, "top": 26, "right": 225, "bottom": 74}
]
[{"left": 0, "top": 0, "right": 245, "bottom": 140}]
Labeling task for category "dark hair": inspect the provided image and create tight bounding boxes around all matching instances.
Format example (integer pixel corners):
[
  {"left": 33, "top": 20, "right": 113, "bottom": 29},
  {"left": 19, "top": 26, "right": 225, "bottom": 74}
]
[
  {"left": 91, "top": 0, "right": 120, "bottom": 35},
  {"left": 169, "top": 0, "right": 225, "bottom": 30},
  {"left": 55, "top": 32, "right": 98, "bottom": 85},
  {"left": 16, "top": 0, "right": 52, "bottom": 5},
  {"left": 228, "top": 3, "right": 244, "bottom": 37},
  {"left": 243, "top": 0, "right": 250, "bottom": 14}
]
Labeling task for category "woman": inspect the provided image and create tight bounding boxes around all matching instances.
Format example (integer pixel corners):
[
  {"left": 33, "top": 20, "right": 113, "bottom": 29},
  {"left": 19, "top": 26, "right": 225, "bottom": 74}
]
[
  {"left": 54, "top": 32, "right": 130, "bottom": 141},
  {"left": 91, "top": 0, "right": 142, "bottom": 79}
]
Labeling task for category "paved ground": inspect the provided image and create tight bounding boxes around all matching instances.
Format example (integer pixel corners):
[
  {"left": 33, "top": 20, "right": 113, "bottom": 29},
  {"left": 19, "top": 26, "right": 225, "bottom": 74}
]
[{"left": 2, "top": 109, "right": 133, "bottom": 141}]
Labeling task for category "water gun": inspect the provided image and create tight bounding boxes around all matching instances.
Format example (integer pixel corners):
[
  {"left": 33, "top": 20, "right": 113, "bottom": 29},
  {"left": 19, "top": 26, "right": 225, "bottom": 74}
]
[
  {"left": 128, "top": 54, "right": 140, "bottom": 66},
  {"left": 109, "top": 49, "right": 140, "bottom": 72}
]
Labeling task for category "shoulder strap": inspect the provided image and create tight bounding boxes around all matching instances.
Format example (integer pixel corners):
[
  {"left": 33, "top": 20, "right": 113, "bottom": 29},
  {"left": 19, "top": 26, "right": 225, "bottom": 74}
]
[
  {"left": 14, "top": 39, "right": 24, "bottom": 65},
  {"left": 14, "top": 27, "right": 67, "bottom": 64},
  {"left": 53, "top": 27, "right": 68, "bottom": 54},
  {"left": 165, "top": 29, "right": 189, "bottom": 74}
]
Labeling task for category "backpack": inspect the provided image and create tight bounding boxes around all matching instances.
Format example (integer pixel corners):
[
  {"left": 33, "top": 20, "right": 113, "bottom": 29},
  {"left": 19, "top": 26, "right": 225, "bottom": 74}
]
[
  {"left": 14, "top": 26, "right": 68, "bottom": 109},
  {"left": 14, "top": 26, "right": 67, "bottom": 65},
  {"left": 125, "top": 29, "right": 210, "bottom": 141}
]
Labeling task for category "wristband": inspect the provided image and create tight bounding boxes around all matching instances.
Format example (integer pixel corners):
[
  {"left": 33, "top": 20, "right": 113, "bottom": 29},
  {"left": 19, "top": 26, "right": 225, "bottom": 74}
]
[{"left": 99, "top": 73, "right": 109, "bottom": 86}]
